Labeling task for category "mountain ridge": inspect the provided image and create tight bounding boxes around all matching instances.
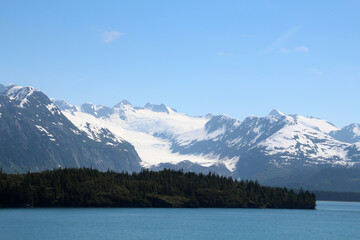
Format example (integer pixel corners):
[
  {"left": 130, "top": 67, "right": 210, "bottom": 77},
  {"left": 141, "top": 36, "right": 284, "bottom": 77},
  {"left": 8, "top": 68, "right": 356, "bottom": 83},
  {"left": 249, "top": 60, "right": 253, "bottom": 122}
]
[
  {"left": 0, "top": 84, "right": 141, "bottom": 173},
  {"left": 1, "top": 84, "right": 360, "bottom": 191},
  {"left": 52, "top": 93, "right": 360, "bottom": 175}
]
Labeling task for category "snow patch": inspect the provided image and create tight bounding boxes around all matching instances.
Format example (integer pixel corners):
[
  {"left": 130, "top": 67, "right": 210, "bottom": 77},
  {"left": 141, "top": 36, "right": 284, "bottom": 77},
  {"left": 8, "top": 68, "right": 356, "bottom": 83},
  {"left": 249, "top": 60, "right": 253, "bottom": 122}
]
[
  {"left": 292, "top": 115, "right": 339, "bottom": 133},
  {"left": 35, "top": 125, "right": 54, "bottom": 138},
  {"left": 46, "top": 103, "right": 61, "bottom": 115},
  {"left": 268, "top": 109, "right": 286, "bottom": 118},
  {"left": 352, "top": 125, "right": 360, "bottom": 137},
  {"left": 70, "top": 128, "right": 81, "bottom": 135}
]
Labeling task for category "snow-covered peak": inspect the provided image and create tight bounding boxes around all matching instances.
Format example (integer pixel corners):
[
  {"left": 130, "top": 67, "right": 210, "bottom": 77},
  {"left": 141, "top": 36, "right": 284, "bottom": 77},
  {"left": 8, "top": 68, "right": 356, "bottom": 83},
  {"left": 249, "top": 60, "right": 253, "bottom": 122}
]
[
  {"left": 268, "top": 109, "right": 286, "bottom": 118},
  {"left": 330, "top": 123, "right": 360, "bottom": 143},
  {"left": 204, "top": 113, "right": 214, "bottom": 119},
  {"left": 144, "top": 103, "right": 171, "bottom": 114},
  {"left": 205, "top": 114, "right": 241, "bottom": 133},
  {"left": 114, "top": 100, "right": 133, "bottom": 108},
  {"left": 52, "top": 99, "right": 78, "bottom": 112},
  {"left": 1, "top": 84, "right": 40, "bottom": 108},
  {"left": 267, "top": 108, "right": 338, "bottom": 134},
  {"left": 5, "top": 84, "right": 37, "bottom": 98},
  {"left": 345, "top": 123, "right": 360, "bottom": 136},
  {"left": 81, "top": 103, "right": 96, "bottom": 114},
  {"left": 80, "top": 103, "right": 112, "bottom": 118}
]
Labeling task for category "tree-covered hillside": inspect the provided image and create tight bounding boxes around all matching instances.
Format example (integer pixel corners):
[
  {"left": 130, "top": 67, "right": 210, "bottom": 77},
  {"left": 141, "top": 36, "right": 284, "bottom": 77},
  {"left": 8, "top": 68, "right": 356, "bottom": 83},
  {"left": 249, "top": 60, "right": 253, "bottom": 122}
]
[{"left": 0, "top": 168, "right": 316, "bottom": 209}]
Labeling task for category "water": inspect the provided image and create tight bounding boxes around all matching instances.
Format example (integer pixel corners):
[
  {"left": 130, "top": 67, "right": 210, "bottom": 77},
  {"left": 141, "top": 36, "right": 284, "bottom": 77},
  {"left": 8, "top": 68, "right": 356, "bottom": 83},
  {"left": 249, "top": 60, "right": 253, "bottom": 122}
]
[{"left": 1, "top": 201, "right": 359, "bottom": 240}]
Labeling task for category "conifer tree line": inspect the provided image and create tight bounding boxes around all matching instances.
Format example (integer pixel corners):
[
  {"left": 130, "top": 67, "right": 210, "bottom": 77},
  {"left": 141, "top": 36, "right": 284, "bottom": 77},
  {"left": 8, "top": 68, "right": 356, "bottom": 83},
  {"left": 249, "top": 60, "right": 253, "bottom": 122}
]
[{"left": 0, "top": 168, "right": 316, "bottom": 209}]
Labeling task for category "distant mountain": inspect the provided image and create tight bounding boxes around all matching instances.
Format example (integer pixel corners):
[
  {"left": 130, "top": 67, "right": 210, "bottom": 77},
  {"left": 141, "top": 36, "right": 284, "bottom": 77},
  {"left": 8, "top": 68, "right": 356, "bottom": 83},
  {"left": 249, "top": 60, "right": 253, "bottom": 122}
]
[
  {"left": 2, "top": 83, "right": 360, "bottom": 191},
  {"left": 262, "top": 167, "right": 360, "bottom": 192},
  {"left": 151, "top": 160, "right": 232, "bottom": 177},
  {"left": 0, "top": 84, "right": 141, "bottom": 173},
  {"left": 330, "top": 123, "right": 360, "bottom": 143}
]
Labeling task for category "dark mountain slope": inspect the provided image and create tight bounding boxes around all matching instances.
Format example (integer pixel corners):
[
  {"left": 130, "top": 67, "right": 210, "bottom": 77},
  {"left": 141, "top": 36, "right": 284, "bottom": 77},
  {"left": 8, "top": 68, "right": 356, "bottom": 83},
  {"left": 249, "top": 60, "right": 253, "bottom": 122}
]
[{"left": 0, "top": 85, "right": 141, "bottom": 173}]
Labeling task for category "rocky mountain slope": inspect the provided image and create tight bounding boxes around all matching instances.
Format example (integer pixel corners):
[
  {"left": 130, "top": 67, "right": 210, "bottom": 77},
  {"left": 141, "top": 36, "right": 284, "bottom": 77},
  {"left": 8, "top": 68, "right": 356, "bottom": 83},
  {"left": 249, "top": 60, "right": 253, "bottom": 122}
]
[{"left": 0, "top": 84, "right": 141, "bottom": 173}]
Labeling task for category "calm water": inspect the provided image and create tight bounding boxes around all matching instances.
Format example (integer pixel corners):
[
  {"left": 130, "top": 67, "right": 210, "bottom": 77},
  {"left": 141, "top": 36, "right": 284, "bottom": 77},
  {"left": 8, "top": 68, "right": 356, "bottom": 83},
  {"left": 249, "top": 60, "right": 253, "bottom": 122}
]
[{"left": 1, "top": 201, "right": 360, "bottom": 240}]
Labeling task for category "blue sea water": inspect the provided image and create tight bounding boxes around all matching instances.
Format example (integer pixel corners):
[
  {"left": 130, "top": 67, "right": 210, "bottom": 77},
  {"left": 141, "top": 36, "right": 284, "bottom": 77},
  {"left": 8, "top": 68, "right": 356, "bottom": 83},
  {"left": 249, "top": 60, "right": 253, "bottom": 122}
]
[{"left": 1, "top": 201, "right": 359, "bottom": 240}]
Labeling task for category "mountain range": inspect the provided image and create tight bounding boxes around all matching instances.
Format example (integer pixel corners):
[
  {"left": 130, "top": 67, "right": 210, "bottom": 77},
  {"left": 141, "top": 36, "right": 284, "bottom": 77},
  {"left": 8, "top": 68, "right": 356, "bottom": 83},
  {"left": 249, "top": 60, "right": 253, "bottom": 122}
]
[{"left": 1, "top": 84, "right": 360, "bottom": 191}]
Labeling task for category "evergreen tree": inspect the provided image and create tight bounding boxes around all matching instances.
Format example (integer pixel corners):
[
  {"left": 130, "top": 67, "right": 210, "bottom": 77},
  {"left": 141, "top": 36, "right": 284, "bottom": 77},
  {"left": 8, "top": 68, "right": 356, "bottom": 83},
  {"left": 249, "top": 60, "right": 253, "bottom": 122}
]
[{"left": 0, "top": 168, "right": 316, "bottom": 209}]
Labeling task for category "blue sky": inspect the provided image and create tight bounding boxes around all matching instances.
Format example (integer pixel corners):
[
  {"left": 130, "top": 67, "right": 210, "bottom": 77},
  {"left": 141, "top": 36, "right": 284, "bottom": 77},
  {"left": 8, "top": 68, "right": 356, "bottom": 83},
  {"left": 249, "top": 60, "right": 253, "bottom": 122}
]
[{"left": 1, "top": 1, "right": 359, "bottom": 127}]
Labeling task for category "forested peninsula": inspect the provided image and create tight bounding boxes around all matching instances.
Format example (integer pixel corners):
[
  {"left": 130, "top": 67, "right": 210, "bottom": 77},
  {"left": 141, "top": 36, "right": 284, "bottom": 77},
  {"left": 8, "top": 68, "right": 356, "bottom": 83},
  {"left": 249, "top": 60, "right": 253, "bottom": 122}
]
[{"left": 0, "top": 168, "right": 316, "bottom": 209}]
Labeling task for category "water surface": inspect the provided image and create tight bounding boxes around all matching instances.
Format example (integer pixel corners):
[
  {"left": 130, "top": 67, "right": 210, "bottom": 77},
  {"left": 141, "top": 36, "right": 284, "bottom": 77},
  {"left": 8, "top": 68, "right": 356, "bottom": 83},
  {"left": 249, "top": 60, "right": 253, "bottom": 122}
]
[{"left": 1, "top": 201, "right": 359, "bottom": 240}]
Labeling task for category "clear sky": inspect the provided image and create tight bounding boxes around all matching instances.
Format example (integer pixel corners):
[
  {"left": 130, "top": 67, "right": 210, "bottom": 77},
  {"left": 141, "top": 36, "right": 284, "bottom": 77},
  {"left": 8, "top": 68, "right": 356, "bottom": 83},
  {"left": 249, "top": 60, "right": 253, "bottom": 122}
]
[{"left": 1, "top": 1, "right": 359, "bottom": 127}]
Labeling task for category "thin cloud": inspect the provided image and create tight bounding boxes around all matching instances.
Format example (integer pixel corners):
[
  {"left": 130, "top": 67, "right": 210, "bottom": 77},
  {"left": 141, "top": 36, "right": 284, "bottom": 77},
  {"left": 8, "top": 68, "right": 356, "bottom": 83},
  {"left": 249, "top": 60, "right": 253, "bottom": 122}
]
[
  {"left": 280, "top": 48, "right": 291, "bottom": 54},
  {"left": 295, "top": 46, "right": 309, "bottom": 53},
  {"left": 262, "top": 27, "right": 299, "bottom": 54},
  {"left": 102, "top": 31, "right": 124, "bottom": 43}
]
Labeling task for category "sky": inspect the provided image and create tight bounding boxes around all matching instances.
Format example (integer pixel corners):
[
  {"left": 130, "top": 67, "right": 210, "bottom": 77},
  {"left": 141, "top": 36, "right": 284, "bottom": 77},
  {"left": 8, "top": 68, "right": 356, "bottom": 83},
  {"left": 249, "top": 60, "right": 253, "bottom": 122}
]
[{"left": 1, "top": 1, "right": 359, "bottom": 127}]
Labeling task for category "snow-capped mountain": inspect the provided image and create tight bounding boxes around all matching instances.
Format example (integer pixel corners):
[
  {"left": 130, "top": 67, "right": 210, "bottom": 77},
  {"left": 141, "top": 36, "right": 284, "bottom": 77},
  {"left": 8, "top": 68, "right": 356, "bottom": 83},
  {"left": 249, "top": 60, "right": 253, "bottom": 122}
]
[
  {"left": 2, "top": 83, "right": 360, "bottom": 191},
  {"left": 0, "top": 84, "right": 141, "bottom": 173},
  {"left": 53, "top": 97, "right": 360, "bottom": 181}
]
